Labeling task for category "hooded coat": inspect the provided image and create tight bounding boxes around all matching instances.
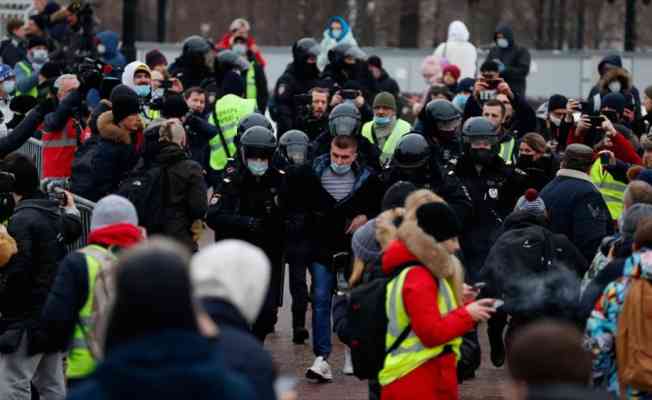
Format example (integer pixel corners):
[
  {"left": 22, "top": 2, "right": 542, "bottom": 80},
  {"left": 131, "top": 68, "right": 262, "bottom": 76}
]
[
  {"left": 317, "top": 16, "right": 359, "bottom": 71},
  {"left": 380, "top": 210, "right": 473, "bottom": 400},
  {"left": 96, "top": 31, "right": 126, "bottom": 69},
  {"left": 433, "top": 21, "right": 477, "bottom": 79},
  {"left": 587, "top": 56, "right": 642, "bottom": 124},
  {"left": 121, "top": 61, "right": 149, "bottom": 92},
  {"left": 486, "top": 24, "right": 531, "bottom": 97}
]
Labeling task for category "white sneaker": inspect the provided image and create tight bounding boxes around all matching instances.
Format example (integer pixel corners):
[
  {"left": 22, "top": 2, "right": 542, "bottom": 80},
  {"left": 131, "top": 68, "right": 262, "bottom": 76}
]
[
  {"left": 343, "top": 348, "right": 354, "bottom": 375},
  {"left": 306, "top": 356, "right": 333, "bottom": 382}
]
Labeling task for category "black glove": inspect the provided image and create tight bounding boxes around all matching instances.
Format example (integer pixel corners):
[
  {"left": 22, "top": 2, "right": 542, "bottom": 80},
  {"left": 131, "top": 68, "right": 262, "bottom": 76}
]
[
  {"left": 33, "top": 97, "right": 58, "bottom": 116},
  {"left": 247, "top": 217, "right": 264, "bottom": 234},
  {"left": 10, "top": 95, "right": 38, "bottom": 114}
]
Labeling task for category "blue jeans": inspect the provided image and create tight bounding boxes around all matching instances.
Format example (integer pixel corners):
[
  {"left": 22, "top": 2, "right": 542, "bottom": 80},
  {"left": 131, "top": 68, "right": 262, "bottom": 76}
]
[{"left": 309, "top": 262, "right": 335, "bottom": 358}]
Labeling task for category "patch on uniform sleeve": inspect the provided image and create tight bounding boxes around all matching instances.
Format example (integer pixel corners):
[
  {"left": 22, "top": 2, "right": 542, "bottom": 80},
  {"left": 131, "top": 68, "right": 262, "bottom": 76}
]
[
  {"left": 587, "top": 203, "right": 606, "bottom": 220},
  {"left": 277, "top": 84, "right": 287, "bottom": 96},
  {"left": 488, "top": 188, "right": 499, "bottom": 199}
]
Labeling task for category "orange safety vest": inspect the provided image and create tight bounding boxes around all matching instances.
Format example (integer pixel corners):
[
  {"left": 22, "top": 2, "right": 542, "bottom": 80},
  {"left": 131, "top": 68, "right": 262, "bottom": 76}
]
[{"left": 42, "top": 118, "right": 79, "bottom": 179}]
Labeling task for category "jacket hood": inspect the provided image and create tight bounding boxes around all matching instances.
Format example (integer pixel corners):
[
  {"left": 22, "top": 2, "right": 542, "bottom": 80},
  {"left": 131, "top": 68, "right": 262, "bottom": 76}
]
[
  {"left": 503, "top": 210, "right": 548, "bottom": 231},
  {"left": 121, "top": 61, "right": 150, "bottom": 91},
  {"left": 201, "top": 298, "right": 249, "bottom": 331},
  {"left": 325, "top": 16, "right": 351, "bottom": 41},
  {"left": 88, "top": 223, "right": 144, "bottom": 249},
  {"left": 597, "top": 54, "right": 623, "bottom": 75},
  {"left": 97, "top": 111, "right": 140, "bottom": 144},
  {"left": 495, "top": 23, "right": 515, "bottom": 46},
  {"left": 96, "top": 31, "right": 119, "bottom": 57},
  {"left": 15, "top": 196, "right": 61, "bottom": 218},
  {"left": 191, "top": 240, "right": 271, "bottom": 325},
  {"left": 624, "top": 248, "right": 652, "bottom": 281},
  {"left": 448, "top": 20, "right": 470, "bottom": 43},
  {"left": 598, "top": 67, "right": 632, "bottom": 93},
  {"left": 95, "top": 330, "right": 230, "bottom": 400},
  {"left": 156, "top": 142, "right": 188, "bottom": 165}
]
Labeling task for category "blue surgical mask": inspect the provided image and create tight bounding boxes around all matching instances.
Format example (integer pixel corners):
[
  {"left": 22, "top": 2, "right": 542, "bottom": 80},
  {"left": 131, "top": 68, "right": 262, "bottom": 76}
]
[
  {"left": 331, "top": 29, "right": 343, "bottom": 39},
  {"left": 330, "top": 162, "right": 351, "bottom": 175},
  {"left": 134, "top": 84, "right": 151, "bottom": 97},
  {"left": 2, "top": 80, "right": 15, "bottom": 94},
  {"left": 496, "top": 38, "right": 509, "bottom": 49},
  {"left": 30, "top": 49, "right": 49, "bottom": 64},
  {"left": 452, "top": 94, "right": 469, "bottom": 110},
  {"left": 247, "top": 159, "right": 269, "bottom": 176},
  {"left": 374, "top": 115, "right": 392, "bottom": 127}
]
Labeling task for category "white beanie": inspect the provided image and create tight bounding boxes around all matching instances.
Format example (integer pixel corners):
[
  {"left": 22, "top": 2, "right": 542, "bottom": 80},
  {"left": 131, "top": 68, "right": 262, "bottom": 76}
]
[
  {"left": 91, "top": 195, "right": 139, "bottom": 231},
  {"left": 190, "top": 240, "right": 270, "bottom": 324}
]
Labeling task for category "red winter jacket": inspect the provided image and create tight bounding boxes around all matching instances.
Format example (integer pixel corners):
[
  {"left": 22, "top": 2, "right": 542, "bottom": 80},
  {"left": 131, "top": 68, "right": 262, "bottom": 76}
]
[
  {"left": 567, "top": 125, "right": 641, "bottom": 165},
  {"left": 381, "top": 239, "right": 474, "bottom": 400},
  {"left": 215, "top": 34, "right": 266, "bottom": 68}
]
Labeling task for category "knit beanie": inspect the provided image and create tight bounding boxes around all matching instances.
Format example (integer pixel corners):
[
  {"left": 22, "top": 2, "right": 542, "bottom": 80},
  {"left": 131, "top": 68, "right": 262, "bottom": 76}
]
[
  {"left": 381, "top": 181, "right": 417, "bottom": 211},
  {"left": 221, "top": 70, "right": 245, "bottom": 97},
  {"left": 368, "top": 55, "right": 382, "bottom": 69},
  {"left": 457, "top": 78, "right": 475, "bottom": 93},
  {"left": 29, "top": 15, "right": 48, "bottom": 33},
  {"left": 145, "top": 49, "right": 168, "bottom": 70},
  {"left": 27, "top": 35, "right": 48, "bottom": 50},
  {"left": 415, "top": 202, "right": 462, "bottom": 242},
  {"left": 636, "top": 169, "right": 652, "bottom": 187},
  {"left": 548, "top": 94, "right": 568, "bottom": 113},
  {"left": 351, "top": 219, "right": 382, "bottom": 269},
  {"left": 442, "top": 64, "right": 461, "bottom": 81},
  {"left": 622, "top": 203, "right": 652, "bottom": 241},
  {"left": 373, "top": 91, "right": 396, "bottom": 111},
  {"left": 602, "top": 92, "right": 626, "bottom": 114},
  {"left": 110, "top": 85, "right": 140, "bottom": 123},
  {"left": 91, "top": 195, "right": 139, "bottom": 231},
  {"left": 514, "top": 188, "right": 546, "bottom": 217},
  {"left": 39, "top": 62, "right": 62, "bottom": 80},
  {"left": 161, "top": 94, "right": 189, "bottom": 118}
]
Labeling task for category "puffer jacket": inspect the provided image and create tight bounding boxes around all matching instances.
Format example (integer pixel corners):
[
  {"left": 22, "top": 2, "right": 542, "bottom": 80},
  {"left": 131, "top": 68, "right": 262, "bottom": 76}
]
[
  {"left": 585, "top": 249, "right": 652, "bottom": 399},
  {"left": 433, "top": 21, "right": 477, "bottom": 79}
]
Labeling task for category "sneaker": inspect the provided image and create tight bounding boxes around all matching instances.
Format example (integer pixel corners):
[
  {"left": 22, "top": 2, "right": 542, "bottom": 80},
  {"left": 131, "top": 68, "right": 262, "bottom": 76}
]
[
  {"left": 306, "top": 356, "right": 333, "bottom": 382},
  {"left": 489, "top": 334, "right": 505, "bottom": 368},
  {"left": 292, "top": 327, "right": 309, "bottom": 344},
  {"left": 343, "top": 348, "right": 353, "bottom": 375}
]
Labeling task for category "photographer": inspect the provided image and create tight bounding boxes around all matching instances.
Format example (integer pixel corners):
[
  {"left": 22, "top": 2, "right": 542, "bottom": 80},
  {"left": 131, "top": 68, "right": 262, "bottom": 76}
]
[
  {"left": 329, "top": 81, "right": 373, "bottom": 124},
  {"left": 0, "top": 153, "right": 81, "bottom": 399},
  {"left": 295, "top": 87, "right": 330, "bottom": 141}
]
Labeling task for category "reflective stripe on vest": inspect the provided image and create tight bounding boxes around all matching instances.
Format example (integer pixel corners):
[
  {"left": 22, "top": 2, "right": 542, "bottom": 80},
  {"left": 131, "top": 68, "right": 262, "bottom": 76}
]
[
  {"left": 42, "top": 119, "right": 79, "bottom": 178},
  {"left": 246, "top": 62, "right": 257, "bottom": 101},
  {"left": 590, "top": 158, "right": 626, "bottom": 220},
  {"left": 378, "top": 267, "right": 462, "bottom": 386},
  {"left": 361, "top": 119, "right": 412, "bottom": 165},
  {"left": 16, "top": 62, "right": 37, "bottom": 98},
  {"left": 208, "top": 94, "right": 256, "bottom": 171},
  {"left": 499, "top": 137, "right": 515, "bottom": 165},
  {"left": 66, "top": 245, "right": 108, "bottom": 379}
]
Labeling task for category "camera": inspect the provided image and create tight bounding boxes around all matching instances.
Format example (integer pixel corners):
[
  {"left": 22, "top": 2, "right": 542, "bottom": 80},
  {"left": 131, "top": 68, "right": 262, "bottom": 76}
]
[
  {"left": 44, "top": 180, "right": 70, "bottom": 206},
  {"left": 484, "top": 79, "right": 501, "bottom": 90}
]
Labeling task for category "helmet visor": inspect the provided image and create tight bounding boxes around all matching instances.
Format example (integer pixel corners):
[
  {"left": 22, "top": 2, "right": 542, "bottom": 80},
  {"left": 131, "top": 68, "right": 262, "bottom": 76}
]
[
  {"left": 329, "top": 115, "right": 359, "bottom": 136},
  {"left": 437, "top": 117, "right": 461, "bottom": 132},
  {"left": 345, "top": 46, "right": 367, "bottom": 61},
  {"left": 244, "top": 146, "right": 275, "bottom": 160},
  {"left": 286, "top": 144, "right": 309, "bottom": 164},
  {"left": 463, "top": 135, "right": 497, "bottom": 146}
]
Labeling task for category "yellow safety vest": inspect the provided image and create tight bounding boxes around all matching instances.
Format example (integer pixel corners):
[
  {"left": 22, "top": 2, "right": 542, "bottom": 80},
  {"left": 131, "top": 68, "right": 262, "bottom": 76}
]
[
  {"left": 361, "top": 119, "right": 412, "bottom": 165},
  {"left": 246, "top": 62, "right": 257, "bottom": 101},
  {"left": 379, "top": 267, "right": 462, "bottom": 386},
  {"left": 499, "top": 136, "right": 516, "bottom": 165},
  {"left": 15, "top": 62, "right": 37, "bottom": 98},
  {"left": 66, "top": 245, "right": 115, "bottom": 379},
  {"left": 590, "top": 158, "right": 626, "bottom": 220},
  {"left": 208, "top": 94, "right": 256, "bottom": 171}
]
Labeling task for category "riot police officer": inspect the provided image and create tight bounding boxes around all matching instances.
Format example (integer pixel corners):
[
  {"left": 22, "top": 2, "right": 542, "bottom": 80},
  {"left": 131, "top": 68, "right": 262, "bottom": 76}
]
[
  {"left": 169, "top": 35, "right": 214, "bottom": 89},
  {"left": 275, "top": 129, "right": 310, "bottom": 169},
  {"left": 414, "top": 99, "right": 464, "bottom": 170},
  {"left": 235, "top": 112, "right": 274, "bottom": 149},
  {"left": 206, "top": 126, "right": 286, "bottom": 342},
  {"left": 273, "top": 38, "right": 322, "bottom": 135},
  {"left": 320, "top": 42, "right": 374, "bottom": 101},
  {"left": 310, "top": 102, "right": 381, "bottom": 171},
  {"left": 385, "top": 133, "right": 472, "bottom": 224}
]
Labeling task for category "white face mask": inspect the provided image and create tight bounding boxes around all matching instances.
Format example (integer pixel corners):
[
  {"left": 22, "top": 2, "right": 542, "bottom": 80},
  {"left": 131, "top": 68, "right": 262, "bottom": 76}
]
[
  {"left": 97, "top": 44, "right": 106, "bottom": 55},
  {"left": 549, "top": 115, "right": 562, "bottom": 127},
  {"left": 31, "top": 49, "right": 49, "bottom": 64},
  {"left": 2, "top": 80, "right": 15, "bottom": 94},
  {"left": 496, "top": 38, "right": 509, "bottom": 48},
  {"left": 608, "top": 81, "right": 622, "bottom": 93}
]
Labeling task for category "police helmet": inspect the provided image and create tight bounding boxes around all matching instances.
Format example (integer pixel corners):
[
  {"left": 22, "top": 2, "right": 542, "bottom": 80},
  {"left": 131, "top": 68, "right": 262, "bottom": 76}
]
[
  {"left": 279, "top": 129, "right": 310, "bottom": 165},
  {"left": 327, "top": 43, "right": 367, "bottom": 65},
  {"left": 392, "top": 133, "right": 431, "bottom": 169},
  {"left": 462, "top": 117, "right": 498, "bottom": 145},
  {"left": 292, "top": 38, "right": 321, "bottom": 62},
  {"left": 182, "top": 35, "right": 211, "bottom": 55},
  {"left": 329, "top": 103, "right": 361, "bottom": 137},
  {"left": 240, "top": 126, "right": 277, "bottom": 163},
  {"left": 237, "top": 113, "right": 273, "bottom": 136},
  {"left": 216, "top": 49, "right": 249, "bottom": 72},
  {"left": 426, "top": 99, "right": 462, "bottom": 133}
]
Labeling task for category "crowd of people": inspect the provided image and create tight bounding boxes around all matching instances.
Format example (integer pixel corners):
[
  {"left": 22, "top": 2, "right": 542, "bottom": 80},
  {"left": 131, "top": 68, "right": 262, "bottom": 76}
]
[{"left": 0, "top": 2, "right": 651, "bottom": 399}]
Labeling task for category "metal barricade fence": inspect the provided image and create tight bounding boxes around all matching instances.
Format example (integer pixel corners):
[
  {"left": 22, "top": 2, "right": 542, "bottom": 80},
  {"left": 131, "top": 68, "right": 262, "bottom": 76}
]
[{"left": 15, "top": 137, "right": 95, "bottom": 251}]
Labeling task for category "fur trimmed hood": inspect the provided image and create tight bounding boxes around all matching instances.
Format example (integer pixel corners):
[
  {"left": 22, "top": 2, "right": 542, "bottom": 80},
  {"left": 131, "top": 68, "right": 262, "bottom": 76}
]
[
  {"left": 598, "top": 67, "right": 632, "bottom": 93},
  {"left": 97, "top": 111, "right": 141, "bottom": 144}
]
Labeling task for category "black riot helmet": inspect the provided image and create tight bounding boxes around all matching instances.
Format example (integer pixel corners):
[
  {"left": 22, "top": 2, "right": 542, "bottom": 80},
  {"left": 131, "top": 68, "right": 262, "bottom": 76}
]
[
  {"left": 240, "top": 126, "right": 277, "bottom": 163},
  {"left": 292, "top": 38, "right": 321, "bottom": 63},
  {"left": 392, "top": 133, "right": 431, "bottom": 169},
  {"left": 182, "top": 35, "right": 211, "bottom": 56},
  {"left": 279, "top": 130, "right": 310, "bottom": 165},
  {"left": 327, "top": 42, "right": 366, "bottom": 65},
  {"left": 425, "top": 99, "right": 462, "bottom": 136},
  {"left": 238, "top": 113, "right": 273, "bottom": 136},
  {"left": 216, "top": 49, "right": 249, "bottom": 72},
  {"left": 462, "top": 117, "right": 498, "bottom": 145},
  {"left": 329, "top": 103, "right": 361, "bottom": 137}
]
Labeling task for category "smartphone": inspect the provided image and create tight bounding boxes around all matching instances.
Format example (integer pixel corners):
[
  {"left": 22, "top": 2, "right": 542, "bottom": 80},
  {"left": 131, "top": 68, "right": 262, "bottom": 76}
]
[
  {"left": 493, "top": 299, "right": 504, "bottom": 309},
  {"left": 473, "top": 282, "right": 487, "bottom": 290},
  {"left": 588, "top": 115, "right": 604, "bottom": 128}
]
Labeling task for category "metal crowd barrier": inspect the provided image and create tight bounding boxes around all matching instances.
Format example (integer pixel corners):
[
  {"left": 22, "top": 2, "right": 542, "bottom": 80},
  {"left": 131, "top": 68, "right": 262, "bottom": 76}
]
[{"left": 15, "top": 137, "right": 95, "bottom": 251}]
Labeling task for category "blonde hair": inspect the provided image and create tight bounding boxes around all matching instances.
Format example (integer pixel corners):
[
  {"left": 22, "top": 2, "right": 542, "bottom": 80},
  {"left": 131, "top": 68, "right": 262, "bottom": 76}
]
[{"left": 159, "top": 119, "right": 186, "bottom": 145}]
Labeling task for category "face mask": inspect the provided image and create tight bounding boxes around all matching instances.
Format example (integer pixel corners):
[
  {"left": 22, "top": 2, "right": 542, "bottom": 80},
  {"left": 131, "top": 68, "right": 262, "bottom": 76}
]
[
  {"left": 2, "top": 80, "right": 15, "bottom": 94},
  {"left": 496, "top": 38, "right": 509, "bottom": 48},
  {"left": 247, "top": 159, "right": 269, "bottom": 176},
  {"left": 232, "top": 44, "right": 247, "bottom": 56},
  {"left": 517, "top": 154, "right": 534, "bottom": 168},
  {"left": 134, "top": 84, "right": 151, "bottom": 97},
  {"left": 549, "top": 115, "right": 562, "bottom": 127},
  {"left": 97, "top": 44, "right": 106, "bottom": 55},
  {"left": 31, "top": 49, "right": 49, "bottom": 63},
  {"left": 470, "top": 148, "right": 493, "bottom": 166},
  {"left": 331, "top": 29, "right": 343, "bottom": 39},
  {"left": 330, "top": 162, "right": 351, "bottom": 175},
  {"left": 374, "top": 115, "right": 393, "bottom": 127},
  {"left": 608, "top": 80, "right": 622, "bottom": 93},
  {"left": 151, "top": 87, "right": 164, "bottom": 100}
]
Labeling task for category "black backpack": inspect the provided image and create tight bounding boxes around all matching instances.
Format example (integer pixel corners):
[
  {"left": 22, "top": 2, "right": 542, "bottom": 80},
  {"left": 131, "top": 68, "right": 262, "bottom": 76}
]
[
  {"left": 116, "top": 164, "right": 169, "bottom": 235},
  {"left": 70, "top": 136, "right": 101, "bottom": 201},
  {"left": 347, "top": 261, "right": 420, "bottom": 380}
]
